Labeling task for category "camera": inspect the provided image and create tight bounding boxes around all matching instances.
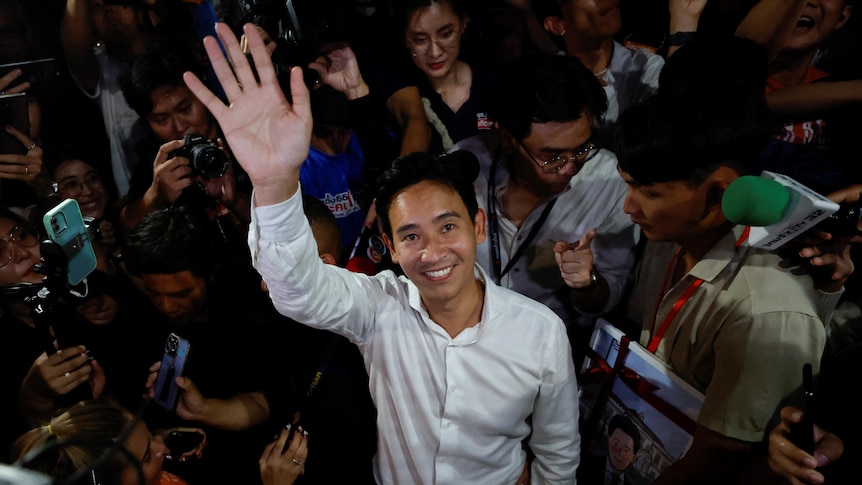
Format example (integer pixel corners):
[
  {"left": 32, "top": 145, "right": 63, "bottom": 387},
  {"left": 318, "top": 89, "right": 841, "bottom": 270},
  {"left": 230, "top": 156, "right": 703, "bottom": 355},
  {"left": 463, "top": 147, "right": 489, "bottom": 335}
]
[
  {"left": 166, "top": 333, "right": 180, "bottom": 354},
  {"left": 236, "top": 0, "right": 353, "bottom": 84},
  {"left": 169, "top": 134, "right": 229, "bottom": 179}
]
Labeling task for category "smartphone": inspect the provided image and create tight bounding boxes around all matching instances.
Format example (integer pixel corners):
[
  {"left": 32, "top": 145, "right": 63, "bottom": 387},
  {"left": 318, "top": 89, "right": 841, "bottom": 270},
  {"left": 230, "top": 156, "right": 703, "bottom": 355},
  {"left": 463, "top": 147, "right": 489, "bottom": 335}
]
[
  {"left": 788, "top": 363, "right": 816, "bottom": 454},
  {"left": 164, "top": 430, "right": 204, "bottom": 460},
  {"left": 42, "top": 199, "right": 97, "bottom": 286},
  {"left": 0, "top": 58, "right": 61, "bottom": 89},
  {"left": 0, "top": 92, "right": 29, "bottom": 155},
  {"left": 153, "top": 333, "right": 192, "bottom": 411}
]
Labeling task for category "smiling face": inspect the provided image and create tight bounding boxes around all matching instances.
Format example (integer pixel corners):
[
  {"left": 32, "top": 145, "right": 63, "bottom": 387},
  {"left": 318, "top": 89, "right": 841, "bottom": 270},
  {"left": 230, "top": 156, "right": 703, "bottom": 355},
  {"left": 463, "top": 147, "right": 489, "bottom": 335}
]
[
  {"left": 782, "top": 0, "right": 852, "bottom": 54},
  {"left": 608, "top": 427, "right": 635, "bottom": 472},
  {"left": 384, "top": 180, "right": 486, "bottom": 310},
  {"left": 54, "top": 159, "right": 108, "bottom": 220},
  {"left": 405, "top": 1, "right": 465, "bottom": 81},
  {"left": 510, "top": 116, "right": 595, "bottom": 196},
  {"left": 146, "top": 85, "right": 217, "bottom": 142}
]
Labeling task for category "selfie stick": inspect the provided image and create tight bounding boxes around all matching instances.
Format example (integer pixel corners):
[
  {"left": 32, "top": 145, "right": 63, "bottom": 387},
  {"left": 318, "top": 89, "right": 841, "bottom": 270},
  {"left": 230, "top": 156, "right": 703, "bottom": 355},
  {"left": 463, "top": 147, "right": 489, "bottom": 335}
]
[{"left": 25, "top": 239, "right": 83, "bottom": 356}]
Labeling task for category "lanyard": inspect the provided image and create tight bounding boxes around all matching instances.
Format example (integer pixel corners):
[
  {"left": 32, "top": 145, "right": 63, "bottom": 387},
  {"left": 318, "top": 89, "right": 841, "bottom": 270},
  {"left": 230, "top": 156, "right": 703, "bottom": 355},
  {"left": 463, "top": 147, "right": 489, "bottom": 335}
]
[
  {"left": 646, "top": 226, "right": 750, "bottom": 353},
  {"left": 487, "top": 147, "right": 558, "bottom": 285}
]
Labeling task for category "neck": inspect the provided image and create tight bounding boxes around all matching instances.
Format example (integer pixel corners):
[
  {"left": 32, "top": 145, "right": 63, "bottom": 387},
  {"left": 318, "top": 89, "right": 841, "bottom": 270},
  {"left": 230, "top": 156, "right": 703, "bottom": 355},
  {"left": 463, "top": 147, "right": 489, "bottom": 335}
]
[
  {"left": 566, "top": 38, "right": 615, "bottom": 75},
  {"left": 769, "top": 50, "right": 818, "bottom": 87},
  {"left": 676, "top": 220, "right": 735, "bottom": 269},
  {"left": 429, "top": 60, "right": 466, "bottom": 92},
  {"left": 310, "top": 127, "right": 352, "bottom": 155},
  {"left": 425, "top": 278, "right": 485, "bottom": 338}
]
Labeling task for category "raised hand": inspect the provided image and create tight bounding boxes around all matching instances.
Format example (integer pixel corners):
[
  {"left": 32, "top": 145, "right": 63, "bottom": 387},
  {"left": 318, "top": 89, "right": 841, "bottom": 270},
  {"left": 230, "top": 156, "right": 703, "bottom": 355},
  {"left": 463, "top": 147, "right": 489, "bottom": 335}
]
[
  {"left": 184, "top": 23, "right": 312, "bottom": 207},
  {"left": 307, "top": 47, "right": 370, "bottom": 100}
]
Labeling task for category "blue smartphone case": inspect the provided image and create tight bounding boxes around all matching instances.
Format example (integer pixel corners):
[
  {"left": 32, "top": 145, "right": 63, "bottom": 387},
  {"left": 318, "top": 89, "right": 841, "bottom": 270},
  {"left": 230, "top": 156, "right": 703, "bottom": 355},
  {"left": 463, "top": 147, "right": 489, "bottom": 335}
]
[
  {"left": 42, "top": 199, "right": 97, "bottom": 286},
  {"left": 153, "top": 333, "right": 192, "bottom": 411}
]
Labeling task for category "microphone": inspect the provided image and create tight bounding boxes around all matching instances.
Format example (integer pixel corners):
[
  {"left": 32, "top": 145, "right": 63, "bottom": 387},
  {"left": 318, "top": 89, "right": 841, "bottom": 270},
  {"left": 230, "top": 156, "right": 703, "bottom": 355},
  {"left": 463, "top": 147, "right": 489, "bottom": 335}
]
[{"left": 721, "top": 171, "right": 839, "bottom": 250}]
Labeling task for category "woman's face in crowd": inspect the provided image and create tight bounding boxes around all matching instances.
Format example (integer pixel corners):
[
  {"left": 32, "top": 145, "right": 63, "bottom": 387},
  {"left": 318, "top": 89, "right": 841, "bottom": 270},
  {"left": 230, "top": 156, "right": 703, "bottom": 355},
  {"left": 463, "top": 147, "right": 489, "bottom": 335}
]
[
  {"left": 54, "top": 159, "right": 108, "bottom": 220},
  {"left": 120, "top": 421, "right": 168, "bottom": 485},
  {"left": 405, "top": 1, "right": 465, "bottom": 81},
  {"left": 0, "top": 215, "right": 42, "bottom": 286}
]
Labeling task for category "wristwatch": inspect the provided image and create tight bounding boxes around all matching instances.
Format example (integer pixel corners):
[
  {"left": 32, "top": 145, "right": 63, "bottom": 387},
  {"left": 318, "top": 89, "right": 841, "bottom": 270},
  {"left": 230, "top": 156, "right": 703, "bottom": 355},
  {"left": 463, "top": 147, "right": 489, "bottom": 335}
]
[
  {"left": 574, "top": 268, "right": 598, "bottom": 292},
  {"left": 667, "top": 31, "right": 697, "bottom": 47}
]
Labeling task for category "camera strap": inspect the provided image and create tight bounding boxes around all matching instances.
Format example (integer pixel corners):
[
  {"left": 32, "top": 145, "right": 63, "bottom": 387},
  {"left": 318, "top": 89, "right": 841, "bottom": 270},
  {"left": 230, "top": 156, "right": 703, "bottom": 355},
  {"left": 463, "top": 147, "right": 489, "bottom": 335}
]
[{"left": 292, "top": 333, "right": 341, "bottom": 422}]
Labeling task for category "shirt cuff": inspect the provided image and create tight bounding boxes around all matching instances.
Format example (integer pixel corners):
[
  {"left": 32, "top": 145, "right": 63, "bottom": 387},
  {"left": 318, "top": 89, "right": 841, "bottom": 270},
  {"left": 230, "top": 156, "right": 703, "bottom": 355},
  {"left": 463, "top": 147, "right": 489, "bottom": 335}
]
[{"left": 251, "top": 185, "right": 304, "bottom": 243}]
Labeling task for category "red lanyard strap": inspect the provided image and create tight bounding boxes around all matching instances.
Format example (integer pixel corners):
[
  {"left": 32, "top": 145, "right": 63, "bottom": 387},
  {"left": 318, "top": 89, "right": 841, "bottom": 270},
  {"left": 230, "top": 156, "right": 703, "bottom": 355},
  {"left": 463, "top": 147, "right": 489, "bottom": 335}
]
[{"left": 646, "top": 227, "right": 750, "bottom": 353}]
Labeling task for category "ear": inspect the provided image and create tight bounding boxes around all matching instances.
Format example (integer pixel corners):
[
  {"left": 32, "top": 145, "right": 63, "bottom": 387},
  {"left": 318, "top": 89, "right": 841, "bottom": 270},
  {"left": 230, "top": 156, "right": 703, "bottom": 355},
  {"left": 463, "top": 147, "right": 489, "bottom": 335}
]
[
  {"left": 543, "top": 16, "right": 566, "bottom": 36},
  {"left": 320, "top": 253, "right": 338, "bottom": 266},
  {"left": 704, "top": 166, "right": 738, "bottom": 212},
  {"left": 474, "top": 208, "right": 487, "bottom": 244},
  {"left": 836, "top": 4, "right": 853, "bottom": 30},
  {"left": 382, "top": 233, "right": 399, "bottom": 264}
]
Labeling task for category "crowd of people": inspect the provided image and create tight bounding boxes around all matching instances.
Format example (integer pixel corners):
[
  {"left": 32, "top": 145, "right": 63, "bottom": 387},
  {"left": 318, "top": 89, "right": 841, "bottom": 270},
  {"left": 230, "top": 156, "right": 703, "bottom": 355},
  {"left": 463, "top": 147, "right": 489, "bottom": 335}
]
[{"left": 0, "top": 0, "right": 860, "bottom": 484}]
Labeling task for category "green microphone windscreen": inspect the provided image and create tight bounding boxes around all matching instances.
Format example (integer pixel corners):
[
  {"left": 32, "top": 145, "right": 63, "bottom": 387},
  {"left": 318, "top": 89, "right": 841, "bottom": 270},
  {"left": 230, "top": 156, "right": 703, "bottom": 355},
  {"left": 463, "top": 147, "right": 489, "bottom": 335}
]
[{"left": 722, "top": 176, "right": 791, "bottom": 226}]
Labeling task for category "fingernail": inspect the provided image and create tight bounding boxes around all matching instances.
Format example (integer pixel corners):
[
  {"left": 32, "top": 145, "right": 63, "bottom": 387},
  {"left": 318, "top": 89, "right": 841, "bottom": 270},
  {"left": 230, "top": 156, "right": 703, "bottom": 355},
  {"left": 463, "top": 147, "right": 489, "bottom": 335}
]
[{"left": 285, "top": 423, "right": 291, "bottom": 431}]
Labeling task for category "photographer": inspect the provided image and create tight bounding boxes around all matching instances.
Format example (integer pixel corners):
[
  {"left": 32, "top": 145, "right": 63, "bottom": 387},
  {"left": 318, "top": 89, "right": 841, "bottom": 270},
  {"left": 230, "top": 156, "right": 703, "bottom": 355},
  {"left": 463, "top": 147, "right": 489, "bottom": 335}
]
[{"left": 118, "top": 37, "right": 250, "bottom": 238}]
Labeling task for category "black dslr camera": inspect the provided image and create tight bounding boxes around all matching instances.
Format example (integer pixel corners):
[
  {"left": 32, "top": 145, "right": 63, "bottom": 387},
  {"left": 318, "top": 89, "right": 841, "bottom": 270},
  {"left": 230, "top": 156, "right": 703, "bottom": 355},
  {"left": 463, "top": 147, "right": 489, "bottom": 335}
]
[{"left": 169, "top": 134, "right": 229, "bottom": 179}]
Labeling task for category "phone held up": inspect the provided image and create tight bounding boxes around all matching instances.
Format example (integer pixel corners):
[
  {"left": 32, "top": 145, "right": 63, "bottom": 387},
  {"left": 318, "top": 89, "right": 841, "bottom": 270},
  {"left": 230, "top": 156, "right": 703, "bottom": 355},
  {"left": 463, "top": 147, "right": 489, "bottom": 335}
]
[
  {"left": 42, "top": 199, "right": 98, "bottom": 286},
  {"left": 152, "top": 333, "right": 192, "bottom": 411},
  {"left": 0, "top": 92, "right": 29, "bottom": 155}
]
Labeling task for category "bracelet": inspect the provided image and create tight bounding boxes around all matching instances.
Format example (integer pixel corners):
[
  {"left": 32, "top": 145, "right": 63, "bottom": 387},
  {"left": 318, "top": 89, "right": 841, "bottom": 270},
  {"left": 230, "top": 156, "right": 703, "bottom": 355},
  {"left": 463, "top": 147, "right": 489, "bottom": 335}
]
[
  {"left": 573, "top": 268, "right": 598, "bottom": 292},
  {"left": 667, "top": 31, "right": 697, "bottom": 47}
]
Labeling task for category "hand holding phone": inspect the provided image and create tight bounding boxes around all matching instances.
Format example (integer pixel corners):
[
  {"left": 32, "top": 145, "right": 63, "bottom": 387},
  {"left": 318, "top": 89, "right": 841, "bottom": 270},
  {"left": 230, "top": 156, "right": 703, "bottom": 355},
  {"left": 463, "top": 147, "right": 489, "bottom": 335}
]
[
  {"left": 152, "top": 333, "right": 192, "bottom": 411},
  {"left": 787, "top": 363, "right": 816, "bottom": 454}
]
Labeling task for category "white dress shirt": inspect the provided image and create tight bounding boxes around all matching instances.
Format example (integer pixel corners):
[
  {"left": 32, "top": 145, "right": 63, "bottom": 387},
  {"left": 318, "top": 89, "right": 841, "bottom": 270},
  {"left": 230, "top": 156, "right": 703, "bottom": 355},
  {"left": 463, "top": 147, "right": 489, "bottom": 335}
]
[
  {"left": 249, "top": 188, "right": 581, "bottom": 484},
  {"left": 458, "top": 132, "right": 638, "bottom": 329}
]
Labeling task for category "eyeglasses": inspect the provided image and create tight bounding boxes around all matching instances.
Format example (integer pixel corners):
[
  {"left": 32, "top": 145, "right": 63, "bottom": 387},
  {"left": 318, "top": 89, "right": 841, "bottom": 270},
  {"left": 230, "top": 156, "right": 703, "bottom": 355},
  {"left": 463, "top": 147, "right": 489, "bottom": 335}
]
[
  {"left": 406, "top": 29, "right": 462, "bottom": 57},
  {"left": 0, "top": 224, "right": 39, "bottom": 268},
  {"left": 519, "top": 138, "right": 601, "bottom": 173},
  {"left": 58, "top": 172, "right": 104, "bottom": 198}
]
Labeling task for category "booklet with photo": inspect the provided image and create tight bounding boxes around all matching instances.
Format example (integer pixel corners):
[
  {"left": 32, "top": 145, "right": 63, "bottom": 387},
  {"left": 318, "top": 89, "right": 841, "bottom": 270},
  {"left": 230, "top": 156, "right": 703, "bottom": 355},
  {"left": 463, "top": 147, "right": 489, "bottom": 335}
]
[{"left": 578, "top": 319, "right": 705, "bottom": 484}]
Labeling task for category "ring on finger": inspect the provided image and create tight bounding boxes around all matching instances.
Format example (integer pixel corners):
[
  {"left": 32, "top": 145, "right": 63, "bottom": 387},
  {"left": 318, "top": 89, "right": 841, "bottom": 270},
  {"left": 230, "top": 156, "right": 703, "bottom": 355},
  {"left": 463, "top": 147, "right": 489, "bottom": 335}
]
[
  {"left": 291, "top": 458, "right": 303, "bottom": 466},
  {"left": 23, "top": 166, "right": 29, "bottom": 175},
  {"left": 26, "top": 142, "right": 36, "bottom": 150},
  {"left": 64, "top": 371, "right": 71, "bottom": 378}
]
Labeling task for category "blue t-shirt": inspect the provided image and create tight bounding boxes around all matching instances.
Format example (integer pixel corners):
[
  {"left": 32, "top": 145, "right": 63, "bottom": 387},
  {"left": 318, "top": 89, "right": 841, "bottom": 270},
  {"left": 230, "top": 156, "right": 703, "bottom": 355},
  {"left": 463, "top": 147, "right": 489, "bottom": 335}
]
[{"left": 299, "top": 133, "right": 367, "bottom": 252}]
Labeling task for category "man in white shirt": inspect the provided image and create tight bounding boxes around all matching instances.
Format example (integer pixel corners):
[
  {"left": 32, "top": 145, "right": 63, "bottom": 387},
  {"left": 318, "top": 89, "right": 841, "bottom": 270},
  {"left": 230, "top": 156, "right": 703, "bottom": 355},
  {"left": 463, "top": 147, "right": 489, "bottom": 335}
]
[
  {"left": 455, "top": 53, "right": 637, "bottom": 365},
  {"left": 184, "top": 24, "right": 580, "bottom": 484}
]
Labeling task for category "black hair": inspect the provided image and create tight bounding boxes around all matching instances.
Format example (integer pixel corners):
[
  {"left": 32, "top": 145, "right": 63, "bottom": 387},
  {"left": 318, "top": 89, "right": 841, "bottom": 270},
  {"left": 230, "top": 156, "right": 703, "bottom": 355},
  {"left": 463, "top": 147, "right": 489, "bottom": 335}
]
[
  {"left": 529, "top": 0, "right": 567, "bottom": 51},
  {"left": 490, "top": 52, "right": 607, "bottom": 141},
  {"left": 394, "top": 0, "right": 467, "bottom": 35},
  {"left": 375, "top": 150, "right": 480, "bottom": 238},
  {"left": 122, "top": 206, "right": 220, "bottom": 278},
  {"left": 608, "top": 413, "right": 641, "bottom": 454},
  {"left": 302, "top": 195, "right": 344, "bottom": 264},
  {"left": 615, "top": 35, "right": 772, "bottom": 185},
  {"left": 120, "top": 36, "right": 208, "bottom": 119}
]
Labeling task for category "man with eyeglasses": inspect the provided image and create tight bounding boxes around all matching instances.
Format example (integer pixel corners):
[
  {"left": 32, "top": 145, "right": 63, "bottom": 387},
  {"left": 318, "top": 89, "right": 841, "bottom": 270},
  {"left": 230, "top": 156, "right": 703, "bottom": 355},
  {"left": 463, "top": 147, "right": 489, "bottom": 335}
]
[{"left": 455, "top": 52, "right": 638, "bottom": 365}]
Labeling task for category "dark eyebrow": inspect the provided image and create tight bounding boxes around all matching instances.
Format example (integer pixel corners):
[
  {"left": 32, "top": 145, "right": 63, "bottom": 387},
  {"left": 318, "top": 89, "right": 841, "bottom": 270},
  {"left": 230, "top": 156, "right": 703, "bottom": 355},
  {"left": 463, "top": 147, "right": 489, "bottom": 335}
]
[
  {"left": 58, "top": 175, "right": 79, "bottom": 184},
  {"left": 395, "top": 211, "right": 463, "bottom": 235}
]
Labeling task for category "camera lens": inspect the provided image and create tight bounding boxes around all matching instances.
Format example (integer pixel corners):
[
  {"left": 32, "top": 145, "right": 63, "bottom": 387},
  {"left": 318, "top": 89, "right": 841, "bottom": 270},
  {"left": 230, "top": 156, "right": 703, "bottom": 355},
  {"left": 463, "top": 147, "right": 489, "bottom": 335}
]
[{"left": 190, "top": 144, "right": 229, "bottom": 179}]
